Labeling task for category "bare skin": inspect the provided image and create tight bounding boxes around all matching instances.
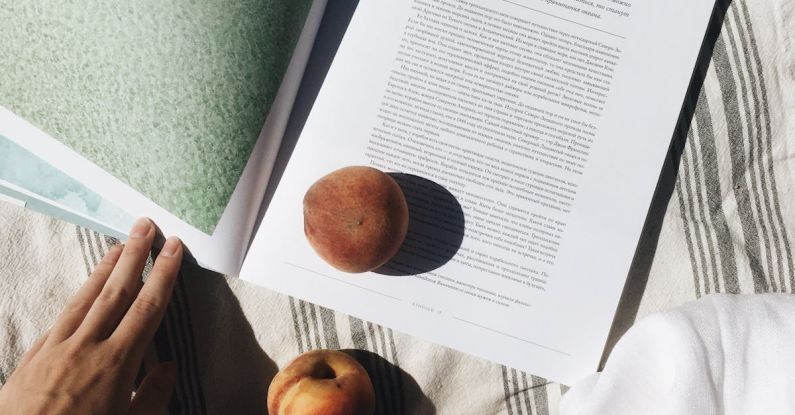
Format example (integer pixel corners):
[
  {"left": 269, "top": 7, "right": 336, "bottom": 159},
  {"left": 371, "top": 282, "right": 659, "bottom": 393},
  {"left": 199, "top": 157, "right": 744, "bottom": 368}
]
[{"left": 0, "top": 218, "right": 183, "bottom": 415}]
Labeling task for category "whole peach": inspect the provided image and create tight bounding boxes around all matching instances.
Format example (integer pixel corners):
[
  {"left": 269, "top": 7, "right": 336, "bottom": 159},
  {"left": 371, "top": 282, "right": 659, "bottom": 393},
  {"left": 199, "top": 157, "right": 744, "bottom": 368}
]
[
  {"left": 303, "top": 166, "right": 409, "bottom": 273},
  {"left": 267, "top": 350, "right": 376, "bottom": 415}
]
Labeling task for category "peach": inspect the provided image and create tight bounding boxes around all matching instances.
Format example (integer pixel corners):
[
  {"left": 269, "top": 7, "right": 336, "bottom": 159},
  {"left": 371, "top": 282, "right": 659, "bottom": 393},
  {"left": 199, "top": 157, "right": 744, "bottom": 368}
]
[
  {"left": 303, "top": 166, "right": 409, "bottom": 273},
  {"left": 267, "top": 350, "right": 376, "bottom": 415}
]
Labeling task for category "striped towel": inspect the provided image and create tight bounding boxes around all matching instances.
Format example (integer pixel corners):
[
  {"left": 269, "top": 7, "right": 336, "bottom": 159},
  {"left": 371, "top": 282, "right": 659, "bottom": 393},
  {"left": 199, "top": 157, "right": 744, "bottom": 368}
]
[{"left": 0, "top": 0, "right": 792, "bottom": 413}]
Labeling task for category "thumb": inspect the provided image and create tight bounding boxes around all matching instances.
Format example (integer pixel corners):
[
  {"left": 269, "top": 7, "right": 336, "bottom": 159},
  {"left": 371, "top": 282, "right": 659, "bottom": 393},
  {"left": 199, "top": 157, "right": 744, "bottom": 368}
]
[{"left": 129, "top": 361, "right": 177, "bottom": 415}]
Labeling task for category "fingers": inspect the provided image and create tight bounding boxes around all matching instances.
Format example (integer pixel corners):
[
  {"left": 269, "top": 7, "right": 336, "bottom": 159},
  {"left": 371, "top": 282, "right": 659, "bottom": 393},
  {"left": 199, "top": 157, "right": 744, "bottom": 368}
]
[
  {"left": 129, "top": 361, "right": 177, "bottom": 415},
  {"left": 76, "top": 218, "right": 155, "bottom": 341},
  {"left": 112, "top": 237, "right": 182, "bottom": 357},
  {"left": 17, "top": 330, "right": 49, "bottom": 370},
  {"left": 47, "top": 245, "right": 123, "bottom": 345}
]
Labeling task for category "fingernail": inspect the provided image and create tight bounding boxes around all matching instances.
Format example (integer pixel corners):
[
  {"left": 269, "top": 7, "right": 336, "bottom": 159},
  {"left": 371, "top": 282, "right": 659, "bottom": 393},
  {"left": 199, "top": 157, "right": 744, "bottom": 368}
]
[
  {"left": 130, "top": 218, "right": 153, "bottom": 238},
  {"left": 161, "top": 236, "right": 182, "bottom": 257}
]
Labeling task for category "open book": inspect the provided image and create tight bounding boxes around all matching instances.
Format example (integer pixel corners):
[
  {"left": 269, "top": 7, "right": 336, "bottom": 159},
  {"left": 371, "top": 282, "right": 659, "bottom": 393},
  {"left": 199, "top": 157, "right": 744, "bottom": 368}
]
[{"left": 1, "top": 0, "right": 716, "bottom": 384}]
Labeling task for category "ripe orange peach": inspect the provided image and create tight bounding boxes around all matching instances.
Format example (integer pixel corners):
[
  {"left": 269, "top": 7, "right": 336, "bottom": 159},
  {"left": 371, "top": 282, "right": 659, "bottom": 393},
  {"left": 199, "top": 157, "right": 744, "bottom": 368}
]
[
  {"left": 303, "top": 166, "right": 409, "bottom": 273},
  {"left": 267, "top": 350, "right": 376, "bottom": 415}
]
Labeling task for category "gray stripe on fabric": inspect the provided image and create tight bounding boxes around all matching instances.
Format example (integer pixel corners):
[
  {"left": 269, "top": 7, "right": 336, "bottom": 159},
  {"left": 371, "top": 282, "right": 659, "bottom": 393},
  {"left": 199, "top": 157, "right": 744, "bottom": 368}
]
[
  {"left": 366, "top": 322, "right": 387, "bottom": 415},
  {"left": 350, "top": 318, "right": 387, "bottom": 415},
  {"left": 166, "top": 281, "right": 195, "bottom": 415},
  {"left": 686, "top": 126, "right": 722, "bottom": 293},
  {"left": 510, "top": 369, "right": 523, "bottom": 414},
  {"left": 103, "top": 234, "right": 119, "bottom": 247},
  {"left": 150, "top": 269, "right": 175, "bottom": 412},
  {"left": 501, "top": 366, "right": 516, "bottom": 415},
  {"left": 74, "top": 227, "right": 93, "bottom": 276},
  {"left": 385, "top": 329, "right": 405, "bottom": 415},
  {"left": 78, "top": 228, "right": 94, "bottom": 267},
  {"left": 711, "top": 34, "right": 769, "bottom": 292},
  {"left": 366, "top": 322, "right": 390, "bottom": 415},
  {"left": 680, "top": 137, "right": 713, "bottom": 294},
  {"left": 694, "top": 89, "right": 741, "bottom": 293},
  {"left": 163, "top": 300, "right": 189, "bottom": 414},
  {"left": 318, "top": 306, "right": 340, "bottom": 349},
  {"left": 93, "top": 231, "right": 106, "bottom": 258},
  {"left": 349, "top": 316, "right": 368, "bottom": 350},
  {"left": 307, "top": 302, "right": 323, "bottom": 349},
  {"left": 82, "top": 228, "right": 99, "bottom": 269},
  {"left": 520, "top": 374, "right": 533, "bottom": 414},
  {"left": 675, "top": 180, "right": 705, "bottom": 297},
  {"left": 85, "top": 229, "right": 103, "bottom": 262},
  {"left": 298, "top": 300, "right": 314, "bottom": 349},
  {"left": 723, "top": 6, "right": 779, "bottom": 292},
  {"left": 531, "top": 375, "right": 550, "bottom": 415},
  {"left": 737, "top": 0, "right": 795, "bottom": 289},
  {"left": 375, "top": 325, "right": 397, "bottom": 415},
  {"left": 288, "top": 297, "right": 306, "bottom": 354},
  {"left": 729, "top": 1, "right": 785, "bottom": 289},
  {"left": 173, "top": 276, "right": 207, "bottom": 413}
]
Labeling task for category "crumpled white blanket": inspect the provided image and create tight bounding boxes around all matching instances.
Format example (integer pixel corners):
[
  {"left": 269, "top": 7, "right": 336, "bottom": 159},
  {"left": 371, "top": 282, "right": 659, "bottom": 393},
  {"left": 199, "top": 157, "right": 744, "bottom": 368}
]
[{"left": 561, "top": 294, "right": 795, "bottom": 414}]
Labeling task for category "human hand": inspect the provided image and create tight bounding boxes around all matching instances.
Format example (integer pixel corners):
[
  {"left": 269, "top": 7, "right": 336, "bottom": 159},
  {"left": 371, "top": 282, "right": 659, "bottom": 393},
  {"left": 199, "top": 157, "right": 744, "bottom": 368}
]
[{"left": 0, "top": 218, "right": 183, "bottom": 415}]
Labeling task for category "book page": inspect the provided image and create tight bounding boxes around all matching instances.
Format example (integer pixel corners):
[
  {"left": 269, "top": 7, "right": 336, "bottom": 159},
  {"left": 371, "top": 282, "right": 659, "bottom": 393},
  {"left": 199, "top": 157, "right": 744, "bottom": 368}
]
[
  {"left": 242, "top": 0, "right": 715, "bottom": 384},
  {"left": 0, "top": 0, "right": 327, "bottom": 275}
]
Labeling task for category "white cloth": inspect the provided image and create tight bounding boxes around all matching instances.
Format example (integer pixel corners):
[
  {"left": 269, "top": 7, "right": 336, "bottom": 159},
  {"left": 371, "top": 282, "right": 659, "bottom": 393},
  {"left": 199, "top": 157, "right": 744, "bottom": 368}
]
[{"left": 561, "top": 294, "right": 795, "bottom": 415}]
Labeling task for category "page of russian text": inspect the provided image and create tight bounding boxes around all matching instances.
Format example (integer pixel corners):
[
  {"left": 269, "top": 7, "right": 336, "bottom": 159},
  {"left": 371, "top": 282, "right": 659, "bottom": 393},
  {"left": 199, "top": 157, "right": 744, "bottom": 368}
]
[{"left": 242, "top": 0, "right": 715, "bottom": 384}]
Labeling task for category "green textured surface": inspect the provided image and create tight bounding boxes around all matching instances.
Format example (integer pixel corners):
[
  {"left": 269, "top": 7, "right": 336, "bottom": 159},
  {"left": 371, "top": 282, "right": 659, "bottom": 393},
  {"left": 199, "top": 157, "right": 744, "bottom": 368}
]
[{"left": 0, "top": 0, "right": 313, "bottom": 233}]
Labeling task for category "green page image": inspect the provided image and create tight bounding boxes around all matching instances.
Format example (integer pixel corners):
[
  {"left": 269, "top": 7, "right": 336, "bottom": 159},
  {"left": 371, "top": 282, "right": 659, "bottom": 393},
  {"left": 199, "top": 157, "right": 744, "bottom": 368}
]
[{"left": 0, "top": 0, "right": 314, "bottom": 233}]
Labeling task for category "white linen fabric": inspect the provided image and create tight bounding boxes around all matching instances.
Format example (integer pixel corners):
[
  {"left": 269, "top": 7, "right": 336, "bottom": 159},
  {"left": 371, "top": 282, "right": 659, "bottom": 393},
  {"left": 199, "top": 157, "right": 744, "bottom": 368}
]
[
  {"left": 0, "top": 0, "right": 792, "bottom": 413},
  {"left": 561, "top": 294, "right": 795, "bottom": 415}
]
